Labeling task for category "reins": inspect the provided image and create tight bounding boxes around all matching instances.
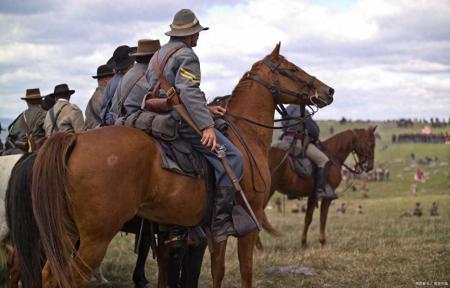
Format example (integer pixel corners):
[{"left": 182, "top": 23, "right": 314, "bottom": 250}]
[{"left": 223, "top": 55, "right": 320, "bottom": 193}]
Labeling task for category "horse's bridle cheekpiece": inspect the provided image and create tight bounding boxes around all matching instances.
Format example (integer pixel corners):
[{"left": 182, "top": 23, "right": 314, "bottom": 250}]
[
  {"left": 165, "top": 9, "right": 209, "bottom": 37},
  {"left": 247, "top": 56, "right": 322, "bottom": 118}
]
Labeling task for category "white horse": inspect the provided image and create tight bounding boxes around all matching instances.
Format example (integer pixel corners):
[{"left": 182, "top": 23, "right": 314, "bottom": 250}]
[{"left": 0, "top": 154, "right": 22, "bottom": 241}]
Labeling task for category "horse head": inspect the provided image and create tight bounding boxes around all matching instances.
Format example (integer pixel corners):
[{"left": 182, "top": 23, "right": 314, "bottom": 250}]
[
  {"left": 248, "top": 43, "right": 334, "bottom": 108},
  {"left": 353, "top": 126, "right": 377, "bottom": 172}
]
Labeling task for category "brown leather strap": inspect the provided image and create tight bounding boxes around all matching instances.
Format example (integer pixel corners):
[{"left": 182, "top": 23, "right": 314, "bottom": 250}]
[
  {"left": 151, "top": 44, "right": 186, "bottom": 97},
  {"left": 115, "top": 70, "right": 146, "bottom": 115}
]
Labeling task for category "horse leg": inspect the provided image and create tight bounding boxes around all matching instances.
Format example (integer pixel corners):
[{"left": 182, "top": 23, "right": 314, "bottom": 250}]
[
  {"left": 319, "top": 199, "right": 332, "bottom": 247},
  {"left": 237, "top": 231, "right": 258, "bottom": 288},
  {"left": 181, "top": 241, "right": 207, "bottom": 288},
  {"left": 42, "top": 261, "right": 57, "bottom": 288},
  {"left": 157, "top": 234, "right": 170, "bottom": 288},
  {"left": 133, "top": 232, "right": 151, "bottom": 288},
  {"left": 210, "top": 240, "right": 228, "bottom": 288},
  {"left": 66, "top": 236, "right": 112, "bottom": 288},
  {"left": 6, "top": 245, "right": 20, "bottom": 288},
  {"left": 301, "top": 197, "right": 316, "bottom": 247}
]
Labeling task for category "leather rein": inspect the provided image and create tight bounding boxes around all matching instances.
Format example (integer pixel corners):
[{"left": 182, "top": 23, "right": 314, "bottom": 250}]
[{"left": 223, "top": 56, "right": 319, "bottom": 193}]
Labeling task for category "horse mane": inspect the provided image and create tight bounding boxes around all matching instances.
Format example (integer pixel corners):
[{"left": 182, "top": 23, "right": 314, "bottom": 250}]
[
  {"left": 5, "top": 153, "right": 43, "bottom": 288},
  {"left": 226, "top": 60, "right": 264, "bottom": 108},
  {"left": 322, "top": 129, "right": 354, "bottom": 149}
]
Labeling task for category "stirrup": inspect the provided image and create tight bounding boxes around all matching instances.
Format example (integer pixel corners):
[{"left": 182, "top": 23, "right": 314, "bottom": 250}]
[{"left": 316, "top": 185, "right": 338, "bottom": 200}]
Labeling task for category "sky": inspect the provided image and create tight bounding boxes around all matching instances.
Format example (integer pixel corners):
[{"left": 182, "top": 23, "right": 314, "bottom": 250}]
[{"left": 0, "top": 0, "right": 449, "bottom": 121}]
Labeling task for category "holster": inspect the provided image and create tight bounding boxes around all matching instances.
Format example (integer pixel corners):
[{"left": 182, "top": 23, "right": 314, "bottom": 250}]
[
  {"left": 144, "top": 98, "right": 170, "bottom": 113},
  {"left": 14, "top": 140, "right": 28, "bottom": 152}
]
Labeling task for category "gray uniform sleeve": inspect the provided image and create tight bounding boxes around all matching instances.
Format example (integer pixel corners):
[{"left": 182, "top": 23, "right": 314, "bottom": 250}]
[{"left": 174, "top": 49, "right": 214, "bottom": 131}]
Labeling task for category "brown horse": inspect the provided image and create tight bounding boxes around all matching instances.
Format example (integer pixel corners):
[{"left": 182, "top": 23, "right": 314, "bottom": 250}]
[
  {"left": 31, "top": 43, "right": 334, "bottom": 288},
  {"left": 263, "top": 127, "right": 376, "bottom": 247}
]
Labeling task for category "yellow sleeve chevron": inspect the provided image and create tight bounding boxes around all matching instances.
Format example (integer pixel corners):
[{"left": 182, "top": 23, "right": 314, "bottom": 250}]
[{"left": 180, "top": 67, "right": 200, "bottom": 83}]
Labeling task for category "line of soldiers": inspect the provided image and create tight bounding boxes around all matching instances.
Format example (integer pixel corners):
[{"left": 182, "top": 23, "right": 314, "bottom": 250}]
[
  {"left": 3, "top": 9, "right": 257, "bottom": 287},
  {"left": 2, "top": 83, "right": 85, "bottom": 155}
]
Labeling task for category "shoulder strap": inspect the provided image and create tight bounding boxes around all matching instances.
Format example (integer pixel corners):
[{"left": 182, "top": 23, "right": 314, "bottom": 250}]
[
  {"left": 115, "top": 70, "right": 146, "bottom": 115},
  {"left": 50, "top": 102, "right": 69, "bottom": 133},
  {"left": 21, "top": 112, "right": 31, "bottom": 134},
  {"left": 151, "top": 44, "right": 186, "bottom": 95}
]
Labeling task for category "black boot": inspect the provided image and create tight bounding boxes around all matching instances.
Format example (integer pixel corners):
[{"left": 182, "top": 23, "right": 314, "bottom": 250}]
[
  {"left": 316, "top": 162, "right": 338, "bottom": 200},
  {"left": 212, "top": 186, "right": 236, "bottom": 242}
]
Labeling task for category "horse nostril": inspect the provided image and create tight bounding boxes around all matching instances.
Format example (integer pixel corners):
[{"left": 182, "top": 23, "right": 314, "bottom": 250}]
[{"left": 329, "top": 88, "right": 335, "bottom": 96}]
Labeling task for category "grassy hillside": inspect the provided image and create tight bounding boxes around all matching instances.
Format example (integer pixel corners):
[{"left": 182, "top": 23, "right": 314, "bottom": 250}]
[
  {"left": 1, "top": 121, "right": 448, "bottom": 287},
  {"left": 94, "top": 121, "right": 449, "bottom": 287}
]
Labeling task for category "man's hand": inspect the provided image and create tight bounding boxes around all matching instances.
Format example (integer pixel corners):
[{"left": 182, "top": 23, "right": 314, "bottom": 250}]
[
  {"left": 201, "top": 127, "right": 217, "bottom": 151},
  {"left": 208, "top": 105, "right": 226, "bottom": 117}
]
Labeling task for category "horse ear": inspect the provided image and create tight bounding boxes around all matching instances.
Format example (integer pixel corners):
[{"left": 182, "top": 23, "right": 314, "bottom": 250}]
[
  {"left": 269, "top": 42, "right": 281, "bottom": 62},
  {"left": 371, "top": 125, "right": 378, "bottom": 132}
]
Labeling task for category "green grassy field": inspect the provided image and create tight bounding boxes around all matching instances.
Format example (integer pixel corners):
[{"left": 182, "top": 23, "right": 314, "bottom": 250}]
[{"left": 1, "top": 121, "right": 449, "bottom": 287}]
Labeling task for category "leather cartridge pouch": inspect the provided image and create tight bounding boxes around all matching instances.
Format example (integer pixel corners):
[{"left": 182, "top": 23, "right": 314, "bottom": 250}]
[{"left": 145, "top": 98, "right": 170, "bottom": 113}]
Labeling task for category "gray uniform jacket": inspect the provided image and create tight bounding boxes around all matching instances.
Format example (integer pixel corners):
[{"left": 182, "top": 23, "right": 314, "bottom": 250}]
[
  {"left": 110, "top": 62, "right": 149, "bottom": 117},
  {"left": 84, "top": 85, "right": 105, "bottom": 129},
  {"left": 145, "top": 39, "right": 214, "bottom": 131},
  {"left": 100, "top": 73, "right": 124, "bottom": 125},
  {"left": 7, "top": 104, "right": 46, "bottom": 143},
  {"left": 283, "top": 105, "right": 320, "bottom": 141},
  {"left": 44, "top": 99, "right": 85, "bottom": 137}
]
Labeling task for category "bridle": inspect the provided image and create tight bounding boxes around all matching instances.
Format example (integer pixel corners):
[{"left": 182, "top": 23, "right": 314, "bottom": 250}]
[
  {"left": 246, "top": 56, "right": 322, "bottom": 118},
  {"left": 345, "top": 130, "right": 374, "bottom": 174},
  {"left": 225, "top": 55, "right": 321, "bottom": 129}
]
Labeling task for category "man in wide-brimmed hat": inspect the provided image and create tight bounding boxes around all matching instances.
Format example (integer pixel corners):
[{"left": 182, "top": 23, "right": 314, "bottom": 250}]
[
  {"left": 144, "top": 9, "right": 254, "bottom": 246},
  {"left": 85, "top": 64, "right": 114, "bottom": 129},
  {"left": 106, "top": 39, "right": 161, "bottom": 121},
  {"left": 43, "top": 84, "right": 84, "bottom": 136},
  {"left": 3, "top": 88, "right": 46, "bottom": 155},
  {"left": 100, "top": 45, "right": 136, "bottom": 125}
]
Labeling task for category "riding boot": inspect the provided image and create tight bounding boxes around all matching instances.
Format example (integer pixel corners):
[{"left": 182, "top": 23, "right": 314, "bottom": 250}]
[
  {"left": 315, "top": 161, "right": 338, "bottom": 200},
  {"left": 212, "top": 186, "right": 236, "bottom": 242}
]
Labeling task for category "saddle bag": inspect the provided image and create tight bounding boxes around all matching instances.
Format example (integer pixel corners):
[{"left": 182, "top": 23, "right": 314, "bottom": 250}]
[{"left": 115, "top": 110, "right": 178, "bottom": 141}]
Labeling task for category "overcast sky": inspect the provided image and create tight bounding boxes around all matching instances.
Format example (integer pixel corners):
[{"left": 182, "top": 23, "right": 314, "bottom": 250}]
[{"left": 0, "top": 0, "right": 449, "bottom": 120}]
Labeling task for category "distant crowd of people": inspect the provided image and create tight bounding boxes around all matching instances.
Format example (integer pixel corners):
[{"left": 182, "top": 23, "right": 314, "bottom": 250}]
[
  {"left": 392, "top": 133, "right": 449, "bottom": 144},
  {"left": 401, "top": 202, "right": 439, "bottom": 217}
]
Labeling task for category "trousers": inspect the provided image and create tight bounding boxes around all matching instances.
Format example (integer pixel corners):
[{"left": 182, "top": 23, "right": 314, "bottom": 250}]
[{"left": 178, "top": 122, "right": 243, "bottom": 187}]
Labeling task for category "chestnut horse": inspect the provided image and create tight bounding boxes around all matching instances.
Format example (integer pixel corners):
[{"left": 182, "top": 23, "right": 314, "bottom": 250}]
[
  {"left": 31, "top": 44, "right": 334, "bottom": 288},
  {"left": 263, "top": 127, "right": 376, "bottom": 247}
]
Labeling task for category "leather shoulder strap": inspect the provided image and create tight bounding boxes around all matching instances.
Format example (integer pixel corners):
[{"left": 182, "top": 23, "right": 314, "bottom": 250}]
[
  {"left": 21, "top": 112, "right": 31, "bottom": 133},
  {"left": 115, "top": 71, "right": 146, "bottom": 115},
  {"left": 50, "top": 103, "right": 69, "bottom": 133},
  {"left": 152, "top": 44, "right": 186, "bottom": 94}
]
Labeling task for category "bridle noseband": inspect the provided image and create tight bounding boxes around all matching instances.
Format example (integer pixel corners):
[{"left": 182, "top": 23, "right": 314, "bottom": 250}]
[
  {"left": 350, "top": 130, "right": 373, "bottom": 173},
  {"left": 247, "top": 56, "right": 319, "bottom": 118}
]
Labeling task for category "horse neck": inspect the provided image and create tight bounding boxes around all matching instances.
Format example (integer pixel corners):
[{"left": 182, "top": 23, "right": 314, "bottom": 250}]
[
  {"left": 323, "top": 130, "right": 355, "bottom": 165},
  {"left": 227, "top": 79, "right": 276, "bottom": 151}
]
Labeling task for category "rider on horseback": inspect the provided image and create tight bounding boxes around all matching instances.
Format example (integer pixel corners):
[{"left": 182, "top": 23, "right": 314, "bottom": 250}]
[
  {"left": 144, "top": 9, "right": 253, "bottom": 242},
  {"left": 282, "top": 104, "right": 338, "bottom": 200}
]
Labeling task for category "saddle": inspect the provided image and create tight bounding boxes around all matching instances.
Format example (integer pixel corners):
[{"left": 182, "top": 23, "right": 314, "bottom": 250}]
[
  {"left": 115, "top": 110, "right": 207, "bottom": 177},
  {"left": 272, "top": 140, "right": 313, "bottom": 177}
]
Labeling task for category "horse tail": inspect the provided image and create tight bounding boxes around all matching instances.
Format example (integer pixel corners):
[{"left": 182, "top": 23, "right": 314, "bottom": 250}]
[
  {"left": 32, "top": 133, "right": 78, "bottom": 288},
  {"left": 261, "top": 211, "right": 283, "bottom": 238},
  {"left": 5, "top": 153, "right": 42, "bottom": 287}
]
